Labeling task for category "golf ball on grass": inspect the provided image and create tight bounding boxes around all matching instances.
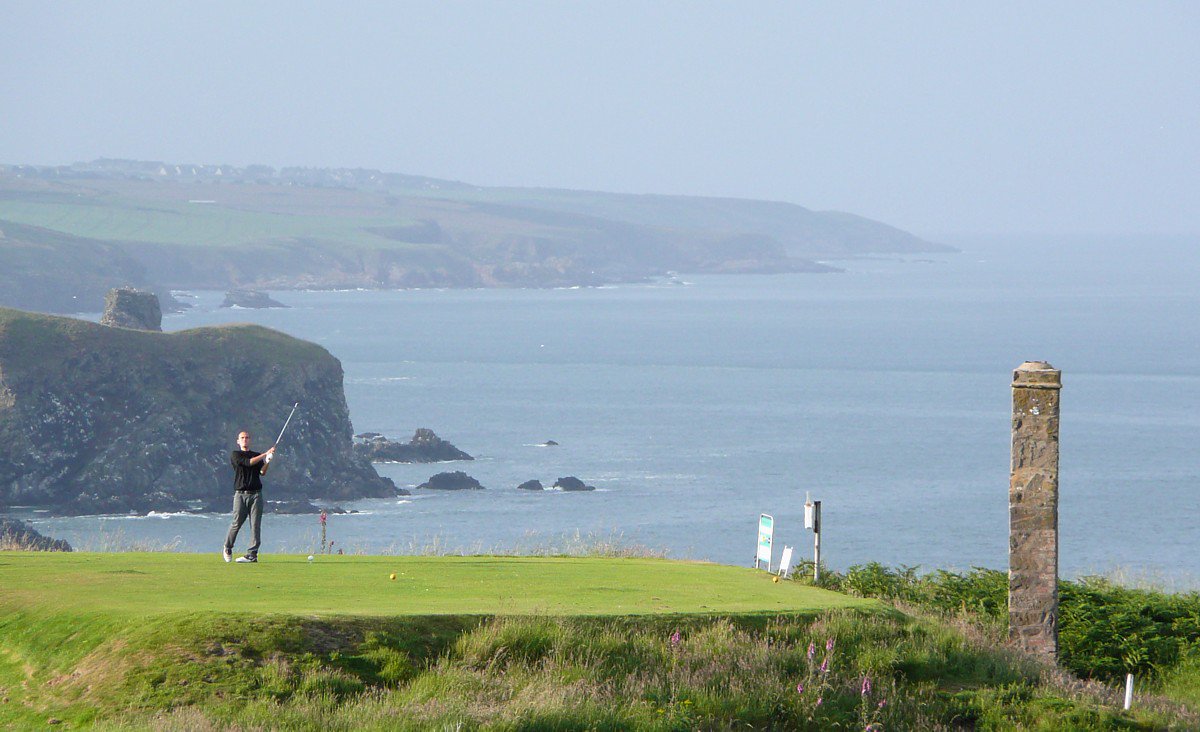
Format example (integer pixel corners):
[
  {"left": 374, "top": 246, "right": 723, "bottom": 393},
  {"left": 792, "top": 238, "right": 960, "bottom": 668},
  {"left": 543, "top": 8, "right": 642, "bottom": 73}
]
[
  {"left": 307, "top": 555, "right": 314, "bottom": 562},
  {"left": 390, "top": 573, "right": 397, "bottom": 580}
]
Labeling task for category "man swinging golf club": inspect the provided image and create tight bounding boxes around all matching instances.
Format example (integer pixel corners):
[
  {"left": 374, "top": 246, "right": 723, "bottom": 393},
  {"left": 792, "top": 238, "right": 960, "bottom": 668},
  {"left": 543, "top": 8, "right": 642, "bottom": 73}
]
[
  {"left": 224, "top": 403, "right": 299, "bottom": 563},
  {"left": 223, "top": 431, "right": 274, "bottom": 563}
]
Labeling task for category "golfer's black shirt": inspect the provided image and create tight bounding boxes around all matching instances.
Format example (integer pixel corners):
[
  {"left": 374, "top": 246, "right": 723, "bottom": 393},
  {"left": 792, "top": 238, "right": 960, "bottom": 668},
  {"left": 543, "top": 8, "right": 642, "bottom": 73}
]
[{"left": 231, "top": 450, "right": 264, "bottom": 492}]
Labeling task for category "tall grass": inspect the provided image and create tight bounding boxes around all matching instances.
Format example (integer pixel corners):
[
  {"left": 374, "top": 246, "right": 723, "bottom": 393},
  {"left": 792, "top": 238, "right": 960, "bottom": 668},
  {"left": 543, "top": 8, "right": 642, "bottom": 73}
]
[
  {"left": 77, "top": 612, "right": 1191, "bottom": 730},
  {"left": 800, "top": 560, "right": 1200, "bottom": 719}
]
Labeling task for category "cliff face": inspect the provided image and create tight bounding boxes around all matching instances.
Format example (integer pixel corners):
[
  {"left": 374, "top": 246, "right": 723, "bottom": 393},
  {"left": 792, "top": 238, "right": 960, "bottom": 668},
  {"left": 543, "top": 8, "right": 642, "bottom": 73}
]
[{"left": 0, "top": 308, "right": 395, "bottom": 515}]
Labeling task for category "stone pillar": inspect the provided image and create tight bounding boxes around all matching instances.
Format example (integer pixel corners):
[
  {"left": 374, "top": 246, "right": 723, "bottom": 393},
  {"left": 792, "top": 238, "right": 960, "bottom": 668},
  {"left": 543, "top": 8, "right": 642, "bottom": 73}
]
[{"left": 1009, "top": 361, "right": 1061, "bottom": 662}]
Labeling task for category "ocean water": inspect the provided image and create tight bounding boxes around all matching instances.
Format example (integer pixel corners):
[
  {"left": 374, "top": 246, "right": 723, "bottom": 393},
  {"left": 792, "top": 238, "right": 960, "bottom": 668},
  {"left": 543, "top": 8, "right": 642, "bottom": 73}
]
[{"left": 27, "top": 235, "right": 1200, "bottom": 579}]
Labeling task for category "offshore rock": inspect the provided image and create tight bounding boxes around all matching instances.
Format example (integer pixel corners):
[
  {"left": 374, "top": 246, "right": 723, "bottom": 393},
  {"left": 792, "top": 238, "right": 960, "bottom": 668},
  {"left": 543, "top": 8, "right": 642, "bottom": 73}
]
[
  {"left": 0, "top": 517, "right": 73, "bottom": 551},
  {"left": 517, "top": 479, "right": 544, "bottom": 491},
  {"left": 553, "top": 476, "right": 596, "bottom": 492},
  {"left": 418, "top": 471, "right": 484, "bottom": 490},
  {"left": 220, "top": 290, "right": 289, "bottom": 309},
  {"left": 354, "top": 428, "right": 473, "bottom": 463},
  {"left": 100, "top": 287, "right": 162, "bottom": 331},
  {"left": 0, "top": 307, "right": 397, "bottom": 516}
]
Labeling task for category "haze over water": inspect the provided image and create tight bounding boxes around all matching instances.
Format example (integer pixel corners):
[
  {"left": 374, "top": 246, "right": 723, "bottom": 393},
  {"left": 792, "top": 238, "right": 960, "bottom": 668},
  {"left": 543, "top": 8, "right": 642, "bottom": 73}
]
[{"left": 30, "top": 235, "right": 1200, "bottom": 580}]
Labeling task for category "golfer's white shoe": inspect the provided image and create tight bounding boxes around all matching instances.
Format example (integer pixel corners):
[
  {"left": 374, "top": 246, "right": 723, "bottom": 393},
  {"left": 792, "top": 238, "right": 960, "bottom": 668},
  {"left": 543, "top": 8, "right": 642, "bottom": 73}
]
[
  {"left": 223, "top": 549, "right": 232, "bottom": 563},
  {"left": 235, "top": 555, "right": 257, "bottom": 563}
]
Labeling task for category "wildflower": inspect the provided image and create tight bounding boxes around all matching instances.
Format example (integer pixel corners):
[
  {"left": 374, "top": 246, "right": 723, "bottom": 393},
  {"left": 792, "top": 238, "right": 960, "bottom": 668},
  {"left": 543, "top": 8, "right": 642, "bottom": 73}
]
[
  {"left": 826, "top": 637, "right": 835, "bottom": 652},
  {"left": 807, "top": 641, "right": 816, "bottom": 660},
  {"left": 861, "top": 676, "right": 871, "bottom": 696},
  {"left": 319, "top": 510, "right": 327, "bottom": 526},
  {"left": 816, "top": 696, "right": 823, "bottom": 707},
  {"left": 670, "top": 630, "right": 682, "bottom": 647},
  {"left": 796, "top": 682, "right": 804, "bottom": 694},
  {"left": 819, "top": 657, "right": 829, "bottom": 674},
  {"left": 878, "top": 699, "right": 887, "bottom": 709}
]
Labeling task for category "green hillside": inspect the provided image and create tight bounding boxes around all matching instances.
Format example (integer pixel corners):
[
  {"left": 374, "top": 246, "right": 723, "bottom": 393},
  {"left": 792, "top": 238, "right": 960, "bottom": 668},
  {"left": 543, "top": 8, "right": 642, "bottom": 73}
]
[{"left": 0, "top": 553, "right": 1190, "bottom": 729}]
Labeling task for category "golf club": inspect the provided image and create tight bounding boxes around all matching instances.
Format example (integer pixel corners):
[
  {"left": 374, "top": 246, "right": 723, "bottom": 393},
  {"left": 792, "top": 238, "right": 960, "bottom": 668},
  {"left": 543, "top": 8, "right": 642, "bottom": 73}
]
[{"left": 261, "top": 402, "right": 299, "bottom": 475}]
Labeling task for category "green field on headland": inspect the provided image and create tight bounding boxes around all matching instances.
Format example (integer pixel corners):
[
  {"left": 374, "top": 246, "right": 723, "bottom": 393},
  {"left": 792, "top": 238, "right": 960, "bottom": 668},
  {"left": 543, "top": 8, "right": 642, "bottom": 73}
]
[
  {"left": 1, "top": 553, "right": 1195, "bottom": 730},
  {"left": 0, "top": 553, "right": 871, "bottom": 616}
]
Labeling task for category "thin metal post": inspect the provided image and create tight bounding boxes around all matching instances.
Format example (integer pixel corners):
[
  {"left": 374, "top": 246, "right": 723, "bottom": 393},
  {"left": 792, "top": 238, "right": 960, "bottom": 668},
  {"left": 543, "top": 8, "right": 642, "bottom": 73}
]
[{"left": 813, "top": 500, "right": 821, "bottom": 583}]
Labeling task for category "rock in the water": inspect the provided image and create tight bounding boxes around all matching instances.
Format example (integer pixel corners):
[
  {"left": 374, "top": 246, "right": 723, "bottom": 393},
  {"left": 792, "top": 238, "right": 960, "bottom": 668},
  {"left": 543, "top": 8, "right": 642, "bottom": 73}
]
[
  {"left": 221, "top": 290, "right": 289, "bottom": 309},
  {"left": 0, "top": 517, "right": 73, "bottom": 551},
  {"left": 553, "top": 476, "right": 596, "bottom": 492},
  {"left": 542, "top": 440, "right": 559, "bottom": 446},
  {"left": 418, "top": 471, "right": 484, "bottom": 490},
  {"left": 517, "top": 479, "right": 544, "bottom": 491},
  {"left": 100, "top": 287, "right": 162, "bottom": 331},
  {"left": 0, "top": 307, "right": 399, "bottom": 516},
  {"left": 354, "top": 428, "right": 473, "bottom": 463}
]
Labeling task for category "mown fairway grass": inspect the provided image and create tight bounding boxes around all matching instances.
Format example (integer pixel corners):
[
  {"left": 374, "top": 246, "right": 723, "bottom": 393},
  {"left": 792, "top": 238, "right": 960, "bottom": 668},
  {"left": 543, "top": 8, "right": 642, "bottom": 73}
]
[
  {"left": 2, "top": 554, "right": 1191, "bottom": 730},
  {"left": 0, "top": 553, "right": 872, "bottom": 616}
]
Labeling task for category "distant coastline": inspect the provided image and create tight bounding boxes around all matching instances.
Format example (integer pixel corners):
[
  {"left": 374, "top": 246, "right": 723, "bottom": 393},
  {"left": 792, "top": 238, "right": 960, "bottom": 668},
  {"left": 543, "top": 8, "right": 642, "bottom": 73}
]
[{"left": 0, "top": 158, "right": 951, "bottom": 314}]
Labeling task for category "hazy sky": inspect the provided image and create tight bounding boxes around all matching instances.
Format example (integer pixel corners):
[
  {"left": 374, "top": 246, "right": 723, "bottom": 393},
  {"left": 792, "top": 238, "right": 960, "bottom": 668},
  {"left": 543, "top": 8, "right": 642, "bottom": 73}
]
[{"left": 2, "top": 1, "right": 1196, "bottom": 238}]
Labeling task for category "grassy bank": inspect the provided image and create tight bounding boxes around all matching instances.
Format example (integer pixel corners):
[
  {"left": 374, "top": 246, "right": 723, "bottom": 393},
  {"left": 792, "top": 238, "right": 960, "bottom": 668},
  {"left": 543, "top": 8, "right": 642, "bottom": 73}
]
[{"left": 0, "top": 553, "right": 1194, "bottom": 729}]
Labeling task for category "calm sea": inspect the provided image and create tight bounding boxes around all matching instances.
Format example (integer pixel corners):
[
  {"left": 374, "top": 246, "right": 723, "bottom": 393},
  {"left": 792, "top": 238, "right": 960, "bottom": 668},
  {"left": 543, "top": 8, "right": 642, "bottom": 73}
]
[{"left": 27, "top": 235, "right": 1200, "bottom": 580}]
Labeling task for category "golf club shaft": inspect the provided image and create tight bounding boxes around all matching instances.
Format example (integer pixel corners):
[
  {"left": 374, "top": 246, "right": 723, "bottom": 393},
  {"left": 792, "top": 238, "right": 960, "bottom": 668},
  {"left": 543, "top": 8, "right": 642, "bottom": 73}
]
[{"left": 274, "top": 402, "right": 300, "bottom": 446}]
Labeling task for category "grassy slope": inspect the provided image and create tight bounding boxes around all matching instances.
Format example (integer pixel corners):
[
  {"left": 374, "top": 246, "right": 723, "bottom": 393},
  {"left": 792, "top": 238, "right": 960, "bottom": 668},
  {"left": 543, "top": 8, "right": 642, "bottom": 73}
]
[
  {"left": 1, "top": 554, "right": 1189, "bottom": 729},
  {"left": 0, "top": 194, "right": 414, "bottom": 249},
  {"left": 0, "top": 307, "right": 328, "bottom": 380},
  {"left": 0, "top": 554, "right": 874, "bottom": 728},
  {"left": 0, "top": 553, "right": 872, "bottom": 616}
]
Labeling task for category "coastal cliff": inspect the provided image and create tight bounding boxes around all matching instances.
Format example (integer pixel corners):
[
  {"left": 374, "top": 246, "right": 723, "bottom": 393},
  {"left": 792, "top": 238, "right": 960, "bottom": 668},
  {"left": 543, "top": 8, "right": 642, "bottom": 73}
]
[{"left": 0, "top": 307, "right": 396, "bottom": 515}]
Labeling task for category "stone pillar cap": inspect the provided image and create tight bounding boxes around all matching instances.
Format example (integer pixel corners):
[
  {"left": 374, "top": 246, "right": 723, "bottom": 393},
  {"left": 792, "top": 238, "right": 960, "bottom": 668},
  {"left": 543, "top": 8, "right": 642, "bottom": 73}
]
[{"left": 1013, "top": 361, "right": 1061, "bottom": 388}]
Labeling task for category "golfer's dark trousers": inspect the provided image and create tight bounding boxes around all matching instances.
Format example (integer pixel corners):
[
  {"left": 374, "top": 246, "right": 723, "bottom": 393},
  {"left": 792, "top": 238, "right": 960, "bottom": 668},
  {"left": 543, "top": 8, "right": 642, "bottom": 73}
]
[{"left": 225, "top": 490, "right": 262, "bottom": 558}]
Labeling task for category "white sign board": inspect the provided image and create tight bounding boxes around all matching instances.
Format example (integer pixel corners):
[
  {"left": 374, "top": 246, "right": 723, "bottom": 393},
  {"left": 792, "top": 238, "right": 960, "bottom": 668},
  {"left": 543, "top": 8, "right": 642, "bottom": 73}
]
[
  {"left": 779, "top": 545, "right": 794, "bottom": 578},
  {"left": 757, "top": 513, "right": 774, "bottom": 569}
]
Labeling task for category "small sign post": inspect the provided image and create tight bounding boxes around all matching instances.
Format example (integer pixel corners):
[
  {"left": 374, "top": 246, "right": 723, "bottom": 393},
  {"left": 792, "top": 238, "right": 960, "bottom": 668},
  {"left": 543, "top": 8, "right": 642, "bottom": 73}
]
[
  {"left": 756, "top": 514, "right": 774, "bottom": 571},
  {"left": 804, "top": 493, "right": 822, "bottom": 582}
]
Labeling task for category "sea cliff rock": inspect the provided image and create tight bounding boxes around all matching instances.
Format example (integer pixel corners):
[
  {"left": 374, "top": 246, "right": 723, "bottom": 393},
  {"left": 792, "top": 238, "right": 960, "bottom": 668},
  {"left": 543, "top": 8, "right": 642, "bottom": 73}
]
[
  {"left": 517, "top": 479, "right": 544, "bottom": 491},
  {"left": 553, "top": 476, "right": 596, "bottom": 492},
  {"left": 418, "top": 471, "right": 484, "bottom": 490},
  {"left": 100, "top": 287, "right": 162, "bottom": 331},
  {"left": 221, "top": 290, "right": 289, "bottom": 309},
  {"left": 0, "top": 517, "right": 73, "bottom": 551},
  {"left": 0, "top": 307, "right": 397, "bottom": 515},
  {"left": 354, "top": 429, "right": 473, "bottom": 463}
]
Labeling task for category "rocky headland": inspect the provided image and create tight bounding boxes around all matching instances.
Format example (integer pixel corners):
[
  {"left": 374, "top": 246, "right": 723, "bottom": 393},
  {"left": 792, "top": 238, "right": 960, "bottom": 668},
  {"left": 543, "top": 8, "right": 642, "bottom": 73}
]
[
  {"left": 100, "top": 287, "right": 162, "bottom": 331},
  {"left": 0, "top": 303, "right": 398, "bottom": 516},
  {"left": 354, "top": 429, "right": 473, "bottom": 463},
  {"left": 0, "top": 517, "right": 73, "bottom": 551}
]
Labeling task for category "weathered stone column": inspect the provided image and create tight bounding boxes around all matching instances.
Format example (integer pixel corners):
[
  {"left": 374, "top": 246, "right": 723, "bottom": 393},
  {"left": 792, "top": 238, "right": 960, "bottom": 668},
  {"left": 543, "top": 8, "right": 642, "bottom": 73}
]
[{"left": 1009, "top": 361, "right": 1062, "bottom": 662}]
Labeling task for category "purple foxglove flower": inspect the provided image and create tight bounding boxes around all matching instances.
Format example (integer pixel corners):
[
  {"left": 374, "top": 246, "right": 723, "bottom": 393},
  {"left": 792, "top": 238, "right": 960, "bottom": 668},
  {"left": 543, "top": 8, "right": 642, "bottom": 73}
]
[{"left": 807, "top": 642, "right": 815, "bottom": 660}]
